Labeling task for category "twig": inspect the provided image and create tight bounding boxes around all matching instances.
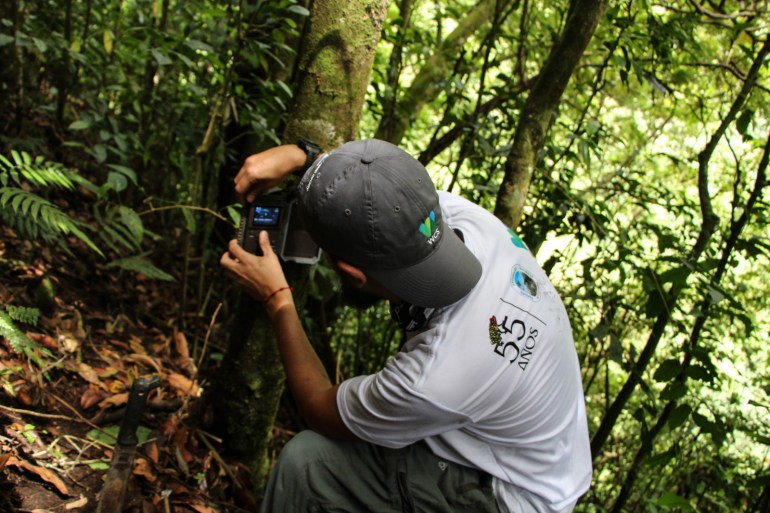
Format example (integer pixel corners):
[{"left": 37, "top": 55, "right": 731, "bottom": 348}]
[
  {"left": 195, "top": 302, "right": 221, "bottom": 375},
  {"left": 0, "top": 403, "right": 74, "bottom": 421},
  {"left": 139, "top": 204, "right": 228, "bottom": 222},
  {"left": 46, "top": 392, "right": 113, "bottom": 438},
  {"left": 196, "top": 429, "right": 240, "bottom": 488}
]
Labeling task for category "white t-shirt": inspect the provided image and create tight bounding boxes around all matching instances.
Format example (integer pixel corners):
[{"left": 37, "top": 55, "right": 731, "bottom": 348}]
[{"left": 337, "top": 191, "right": 592, "bottom": 512}]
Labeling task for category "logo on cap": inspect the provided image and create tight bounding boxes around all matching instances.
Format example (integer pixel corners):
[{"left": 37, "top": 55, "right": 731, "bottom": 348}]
[{"left": 419, "top": 211, "right": 440, "bottom": 245}]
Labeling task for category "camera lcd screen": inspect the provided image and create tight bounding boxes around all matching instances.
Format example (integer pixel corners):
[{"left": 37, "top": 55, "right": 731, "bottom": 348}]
[{"left": 251, "top": 205, "right": 281, "bottom": 227}]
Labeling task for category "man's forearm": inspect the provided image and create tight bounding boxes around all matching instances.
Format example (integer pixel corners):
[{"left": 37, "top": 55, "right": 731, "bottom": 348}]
[{"left": 268, "top": 296, "right": 355, "bottom": 439}]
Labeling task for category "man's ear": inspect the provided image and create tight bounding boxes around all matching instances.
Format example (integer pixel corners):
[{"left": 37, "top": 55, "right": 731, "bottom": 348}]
[{"left": 334, "top": 260, "right": 368, "bottom": 288}]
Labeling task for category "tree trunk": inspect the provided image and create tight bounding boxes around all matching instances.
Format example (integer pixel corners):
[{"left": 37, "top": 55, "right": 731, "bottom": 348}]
[
  {"left": 210, "top": 0, "right": 388, "bottom": 491},
  {"left": 493, "top": 0, "right": 609, "bottom": 228},
  {"left": 284, "top": 0, "right": 389, "bottom": 149}
]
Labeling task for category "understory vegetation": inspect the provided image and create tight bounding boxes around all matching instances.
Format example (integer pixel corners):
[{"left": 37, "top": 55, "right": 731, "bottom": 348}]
[{"left": 0, "top": 0, "right": 768, "bottom": 511}]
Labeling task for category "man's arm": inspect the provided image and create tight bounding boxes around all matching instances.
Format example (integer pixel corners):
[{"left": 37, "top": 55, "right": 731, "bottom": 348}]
[
  {"left": 220, "top": 233, "right": 356, "bottom": 440},
  {"left": 234, "top": 144, "right": 307, "bottom": 203}
]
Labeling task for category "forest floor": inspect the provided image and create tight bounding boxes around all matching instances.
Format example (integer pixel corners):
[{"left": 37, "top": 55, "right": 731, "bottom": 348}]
[{"left": 0, "top": 222, "right": 274, "bottom": 512}]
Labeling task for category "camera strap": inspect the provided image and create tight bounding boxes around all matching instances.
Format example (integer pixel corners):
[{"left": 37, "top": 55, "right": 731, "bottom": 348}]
[{"left": 390, "top": 302, "right": 436, "bottom": 332}]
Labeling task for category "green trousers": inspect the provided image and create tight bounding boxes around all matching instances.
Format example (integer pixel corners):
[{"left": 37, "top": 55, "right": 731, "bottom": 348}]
[{"left": 259, "top": 430, "right": 501, "bottom": 513}]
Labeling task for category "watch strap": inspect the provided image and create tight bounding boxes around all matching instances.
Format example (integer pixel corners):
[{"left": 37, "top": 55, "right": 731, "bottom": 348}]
[{"left": 297, "top": 139, "right": 322, "bottom": 174}]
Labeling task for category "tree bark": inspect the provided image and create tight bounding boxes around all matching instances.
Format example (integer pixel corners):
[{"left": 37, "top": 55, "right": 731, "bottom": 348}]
[
  {"left": 210, "top": 0, "right": 388, "bottom": 490},
  {"left": 284, "top": 0, "right": 389, "bottom": 149},
  {"left": 493, "top": 0, "right": 609, "bottom": 228}
]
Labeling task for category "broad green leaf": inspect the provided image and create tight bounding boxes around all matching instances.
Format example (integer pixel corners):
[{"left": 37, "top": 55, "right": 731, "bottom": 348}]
[
  {"left": 287, "top": 4, "right": 310, "bottom": 16},
  {"left": 654, "top": 359, "right": 682, "bottom": 382},
  {"left": 151, "top": 48, "right": 172, "bottom": 66},
  {"left": 736, "top": 109, "right": 753, "bottom": 135},
  {"left": 226, "top": 204, "right": 242, "bottom": 226},
  {"left": 667, "top": 404, "right": 692, "bottom": 430},
  {"left": 69, "top": 120, "right": 92, "bottom": 131},
  {"left": 118, "top": 206, "right": 144, "bottom": 243},
  {"left": 107, "top": 171, "right": 128, "bottom": 192},
  {"left": 660, "top": 382, "right": 688, "bottom": 401},
  {"left": 707, "top": 286, "right": 725, "bottom": 304},
  {"left": 653, "top": 491, "right": 692, "bottom": 510},
  {"left": 107, "top": 164, "right": 138, "bottom": 185}
]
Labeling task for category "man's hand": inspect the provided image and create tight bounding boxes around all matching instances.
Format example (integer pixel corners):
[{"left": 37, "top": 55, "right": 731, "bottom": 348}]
[
  {"left": 234, "top": 144, "right": 307, "bottom": 203},
  {"left": 220, "top": 232, "right": 292, "bottom": 316},
  {"left": 220, "top": 220, "right": 355, "bottom": 441}
]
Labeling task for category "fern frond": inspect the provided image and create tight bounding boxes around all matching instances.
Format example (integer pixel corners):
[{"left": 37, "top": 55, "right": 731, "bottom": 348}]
[
  {"left": 0, "top": 150, "right": 97, "bottom": 191},
  {"left": 106, "top": 254, "right": 176, "bottom": 282},
  {"left": 93, "top": 204, "right": 144, "bottom": 253},
  {"left": 5, "top": 306, "right": 41, "bottom": 326},
  {"left": 0, "top": 311, "right": 48, "bottom": 362},
  {"left": 0, "top": 187, "right": 104, "bottom": 256}
]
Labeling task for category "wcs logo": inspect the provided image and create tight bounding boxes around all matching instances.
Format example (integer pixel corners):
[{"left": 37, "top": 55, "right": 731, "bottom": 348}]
[{"left": 419, "top": 211, "right": 441, "bottom": 245}]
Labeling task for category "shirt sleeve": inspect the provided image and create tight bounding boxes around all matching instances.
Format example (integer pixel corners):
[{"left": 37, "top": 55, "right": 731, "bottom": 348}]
[{"left": 337, "top": 351, "right": 473, "bottom": 448}]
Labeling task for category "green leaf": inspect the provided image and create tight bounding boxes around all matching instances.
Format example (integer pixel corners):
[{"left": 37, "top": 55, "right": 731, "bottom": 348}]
[
  {"left": 707, "top": 285, "right": 725, "bottom": 304},
  {"left": 118, "top": 206, "right": 144, "bottom": 244},
  {"left": 106, "top": 254, "right": 175, "bottom": 282},
  {"left": 182, "top": 208, "right": 196, "bottom": 234},
  {"left": 667, "top": 404, "right": 692, "bottom": 429},
  {"left": 107, "top": 171, "right": 128, "bottom": 192},
  {"left": 0, "top": 311, "right": 47, "bottom": 363},
  {"left": 646, "top": 449, "right": 676, "bottom": 467},
  {"left": 226, "top": 204, "right": 242, "bottom": 227},
  {"left": 90, "top": 144, "right": 108, "bottom": 163},
  {"left": 608, "top": 334, "right": 623, "bottom": 365},
  {"left": 684, "top": 365, "right": 712, "bottom": 383},
  {"left": 5, "top": 305, "right": 40, "bottom": 326},
  {"left": 692, "top": 412, "right": 727, "bottom": 445},
  {"left": 654, "top": 359, "right": 682, "bottom": 382},
  {"left": 653, "top": 491, "right": 692, "bottom": 510},
  {"left": 736, "top": 109, "right": 754, "bottom": 135},
  {"left": 660, "top": 382, "right": 688, "bottom": 401},
  {"left": 106, "top": 164, "right": 138, "bottom": 185},
  {"left": 87, "top": 424, "right": 154, "bottom": 447},
  {"left": 103, "top": 30, "right": 114, "bottom": 54},
  {"left": 151, "top": 48, "right": 172, "bottom": 66},
  {"left": 287, "top": 4, "right": 310, "bottom": 16},
  {"left": 184, "top": 39, "right": 214, "bottom": 53},
  {"left": 0, "top": 34, "right": 14, "bottom": 47},
  {"left": 87, "top": 425, "right": 118, "bottom": 445},
  {"left": 33, "top": 37, "right": 47, "bottom": 53},
  {"left": 68, "top": 120, "right": 92, "bottom": 131}
]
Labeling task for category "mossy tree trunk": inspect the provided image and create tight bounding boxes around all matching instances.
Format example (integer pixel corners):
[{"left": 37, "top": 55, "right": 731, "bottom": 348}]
[
  {"left": 283, "top": 0, "right": 388, "bottom": 148},
  {"left": 210, "top": 0, "right": 388, "bottom": 491}
]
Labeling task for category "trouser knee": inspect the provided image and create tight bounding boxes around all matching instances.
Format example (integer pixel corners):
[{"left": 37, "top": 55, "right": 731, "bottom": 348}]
[{"left": 274, "top": 430, "right": 337, "bottom": 471}]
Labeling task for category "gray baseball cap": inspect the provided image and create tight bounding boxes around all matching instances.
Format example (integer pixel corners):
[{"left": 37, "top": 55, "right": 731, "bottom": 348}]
[{"left": 297, "top": 139, "right": 482, "bottom": 308}]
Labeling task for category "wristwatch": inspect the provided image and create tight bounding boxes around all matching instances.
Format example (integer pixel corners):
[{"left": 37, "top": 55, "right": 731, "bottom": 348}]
[{"left": 296, "top": 139, "right": 322, "bottom": 175}]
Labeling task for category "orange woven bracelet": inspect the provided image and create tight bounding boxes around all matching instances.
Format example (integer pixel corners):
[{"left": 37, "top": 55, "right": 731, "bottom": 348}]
[{"left": 264, "top": 286, "right": 293, "bottom": 303}]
